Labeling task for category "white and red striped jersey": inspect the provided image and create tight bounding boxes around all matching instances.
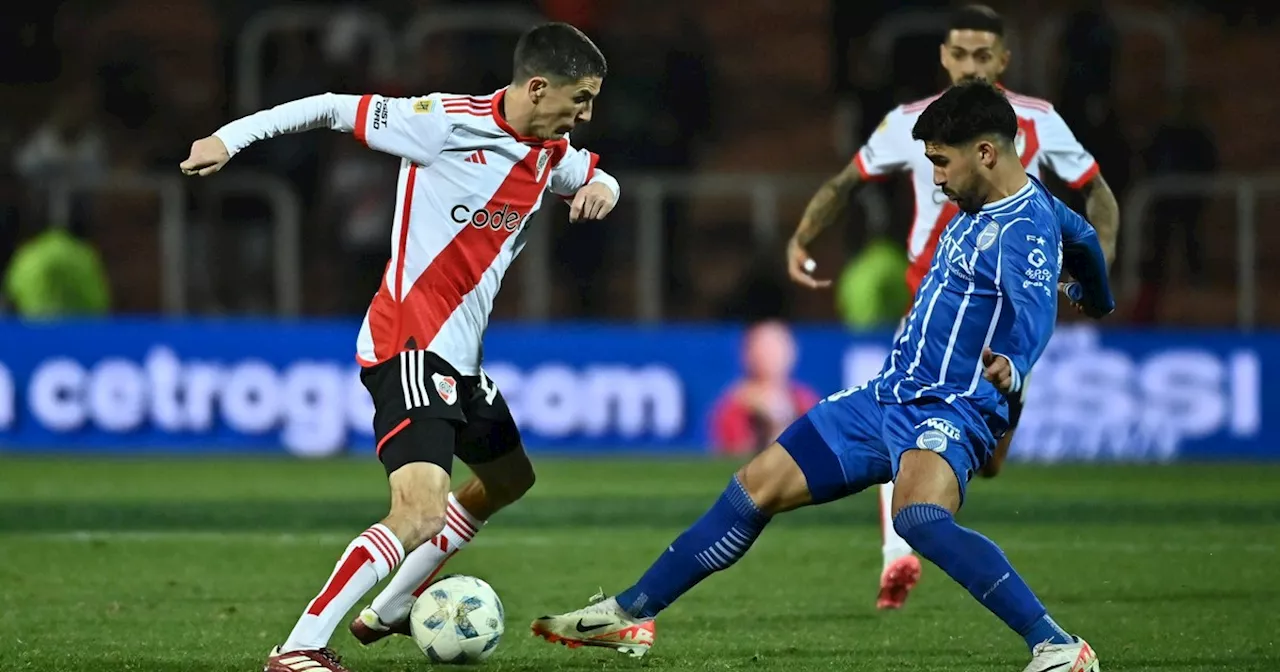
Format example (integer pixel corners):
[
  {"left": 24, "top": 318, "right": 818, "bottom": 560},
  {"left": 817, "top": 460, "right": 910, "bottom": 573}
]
[
  {"left": 853, "top": 88, "right": 1099, "bottom": 298},
  {"left": 213, "top": 89, "right": 618, "bottom": 374}
]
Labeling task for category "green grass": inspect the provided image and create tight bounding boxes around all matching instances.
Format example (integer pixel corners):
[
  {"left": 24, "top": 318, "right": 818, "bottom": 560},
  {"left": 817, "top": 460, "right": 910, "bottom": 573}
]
[{"left": 2, "top": 456, "right": 1278, "bottom": 671}]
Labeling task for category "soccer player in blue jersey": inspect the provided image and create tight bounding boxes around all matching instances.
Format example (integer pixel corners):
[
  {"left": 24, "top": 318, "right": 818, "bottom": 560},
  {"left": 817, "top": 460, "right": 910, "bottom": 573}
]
[{"left": 531, "top": 81, "right": 1114, "bottom": 672}]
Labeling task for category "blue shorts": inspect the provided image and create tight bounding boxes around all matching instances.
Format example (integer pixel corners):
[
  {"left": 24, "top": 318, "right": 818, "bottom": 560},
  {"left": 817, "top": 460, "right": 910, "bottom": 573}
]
[{"left": 776, "top": 385, "right": 996, "bottom": 505}]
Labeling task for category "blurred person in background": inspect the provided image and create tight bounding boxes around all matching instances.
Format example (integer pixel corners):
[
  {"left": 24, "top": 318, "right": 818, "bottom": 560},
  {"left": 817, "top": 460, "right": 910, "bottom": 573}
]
[
  {"left": 709, "top": 320, "right": 819, "bottom": 456},
  {"left": 14, "top": 81, "right": 107, "bottom": 187},
  {"left": 12, "top": 82, "right": 108, "bottom": 262},
  {"left": 2, "top": 224, "right": 111, "bottom": 318},
  {"left": 834, "top": 236, "right": 910, "bottom": 330},
  {"left": 1133, "top": 88, "right": 1218, "bottom": 323},
  {"left": 786, "top": 4, "right": 1120, "bottom": 611}
]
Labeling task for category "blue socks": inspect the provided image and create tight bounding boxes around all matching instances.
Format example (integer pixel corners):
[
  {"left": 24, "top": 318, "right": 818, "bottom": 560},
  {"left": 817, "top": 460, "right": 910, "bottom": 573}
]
[
  {"left": 616, "top": 475, "right": 769, "bottom": 619},
  {"left": 611, "top": 483, "right": 1072, "bottom": 653},
  {"left": 893, "top": 503, "right": 1072, "bottom": 651}
]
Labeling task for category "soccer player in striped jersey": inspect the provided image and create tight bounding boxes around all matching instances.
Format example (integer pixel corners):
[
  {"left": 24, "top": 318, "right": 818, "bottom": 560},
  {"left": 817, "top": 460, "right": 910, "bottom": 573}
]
[
  {"left": 182, "top": 22, "right": 618, "bottom": 672},
  {"left": 787, "top": 4, "right": 1120, "bottom": 610},
  {"left": 532, "top": 81, "right": 1112, "bottom": 672}
]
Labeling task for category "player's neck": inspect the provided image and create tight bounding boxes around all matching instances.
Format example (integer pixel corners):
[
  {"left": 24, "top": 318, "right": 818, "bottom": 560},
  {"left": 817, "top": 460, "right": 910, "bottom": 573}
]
[
  {"left": 983, "top": 167, "right": 1030, "bottom": 207},
  {"left": 498, "top": 86, "right": 539, "bottom": 139}
]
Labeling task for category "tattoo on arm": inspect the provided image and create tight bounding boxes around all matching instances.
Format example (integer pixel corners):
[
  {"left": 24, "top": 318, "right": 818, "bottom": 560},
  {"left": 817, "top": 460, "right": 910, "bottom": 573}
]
[
  {"left": 794, "top": 163, "right": 864, "bottom": 246},
  {"left": 1080, "top": 173, "right": 1119, "bottom": 267}
]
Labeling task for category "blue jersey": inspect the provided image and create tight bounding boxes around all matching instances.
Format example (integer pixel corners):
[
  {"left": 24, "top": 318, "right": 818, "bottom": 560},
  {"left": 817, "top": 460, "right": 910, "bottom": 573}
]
[{"left": 870, "top": 177, "right": 1112, "bottom": 424}]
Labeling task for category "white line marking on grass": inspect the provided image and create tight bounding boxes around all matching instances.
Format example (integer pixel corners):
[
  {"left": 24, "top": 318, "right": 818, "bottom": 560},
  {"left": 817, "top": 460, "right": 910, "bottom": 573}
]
[{"left": 7, "top": 531, "right": 1275, "bottom": 554}]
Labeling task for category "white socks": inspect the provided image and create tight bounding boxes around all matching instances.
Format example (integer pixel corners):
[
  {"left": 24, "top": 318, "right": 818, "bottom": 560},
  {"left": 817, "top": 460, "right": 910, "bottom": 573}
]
[
  {"left": 368, "top": 493, "right": 484, "bottom": 625},
  {"left": 282, "top": 523, "right": 404, "bottom": 652},
  {"left": 879, "top": 482, "right": 914, "bottom": 571}
]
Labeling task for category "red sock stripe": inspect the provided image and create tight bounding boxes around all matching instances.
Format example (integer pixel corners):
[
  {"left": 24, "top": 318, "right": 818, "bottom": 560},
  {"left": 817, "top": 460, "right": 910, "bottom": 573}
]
[
  {"left": 369, "top": 525, "right": 403, "bottom": 564},
  {"left": 307, "top": 545, "right": 372, "bottom": 615},
  {"left": 443, "top": 519, "right": 470, "bottom": 541},
  {"left": 360, "top": 532, "right": 394, "bottom": 567},
  {"left": 361, "top": 528, "right": 398, "bottom": 567},
  {"left": 445, "top": 501, "right": 476, "bottom": 535},
  {"left": 446, "top": 504, "right": 477, "bottom": 537}
]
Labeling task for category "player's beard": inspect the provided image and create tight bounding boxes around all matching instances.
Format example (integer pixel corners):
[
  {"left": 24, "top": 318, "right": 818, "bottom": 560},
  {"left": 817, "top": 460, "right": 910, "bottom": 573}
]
[{"left": 954, "top": 190, "right": 982, "bottom": 214}]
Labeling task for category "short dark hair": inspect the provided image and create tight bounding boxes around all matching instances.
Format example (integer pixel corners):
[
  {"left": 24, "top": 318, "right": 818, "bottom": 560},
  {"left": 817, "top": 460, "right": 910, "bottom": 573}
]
[
  {"left": 911, "top": 80, "right": 1018, "bottom": 147},
  {"left": 512, "top": 22, "right": 607, "bottom": 84},
  {"left": 948, "top": 4, "right": 1005, "bottom": 37}
]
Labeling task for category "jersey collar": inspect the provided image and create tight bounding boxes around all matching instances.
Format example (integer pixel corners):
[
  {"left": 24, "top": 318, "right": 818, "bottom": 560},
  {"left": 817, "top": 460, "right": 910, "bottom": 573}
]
[
  {"left": 980, "top": 178, "right": 1034, "bottom": 213},
  {"left": 491, "top": 89, "right": 550, "bottom": 146}
]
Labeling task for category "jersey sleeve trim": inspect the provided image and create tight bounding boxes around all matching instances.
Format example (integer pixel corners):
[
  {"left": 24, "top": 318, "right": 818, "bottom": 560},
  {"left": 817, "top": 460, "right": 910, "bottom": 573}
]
[
  {"left": 1065, "top": 160, "right": 1100, "bottom": 189},
  {"left": 354, "top": 94, "right": 374, "bottom": 146},
  {"left": 853, "top": 151, "right": 890, "bottom": 182},
  {"left": 557, "top": 152, "right": 603, "bottom": 203}
]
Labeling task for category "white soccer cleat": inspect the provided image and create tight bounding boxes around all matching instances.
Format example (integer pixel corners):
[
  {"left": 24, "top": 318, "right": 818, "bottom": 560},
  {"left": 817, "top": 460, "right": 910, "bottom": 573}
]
[
  {"left": 530, "top": 591, "right": 655, "bottom": 658},
  {"left": 1022, "top": 637, "right": 1099, "bottom": 672}
]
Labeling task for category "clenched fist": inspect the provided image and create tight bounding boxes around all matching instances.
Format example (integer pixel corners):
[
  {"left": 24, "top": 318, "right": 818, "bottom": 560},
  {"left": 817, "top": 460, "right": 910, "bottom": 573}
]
[
  {"left": 981, "top": 347, "right": 1015, "bottom": 394},
  {"left": 568, "top": 182, "right": 616, "bottom": 222},
  {"left": 180, "top": 136, "right": 231, "bottom": 177}
]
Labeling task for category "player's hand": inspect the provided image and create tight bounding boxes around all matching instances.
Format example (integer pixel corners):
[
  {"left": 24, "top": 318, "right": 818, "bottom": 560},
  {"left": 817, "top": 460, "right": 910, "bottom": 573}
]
[
  {"left": 1059, "top": 282, "right": 1085, "bottom": 314},
  {"left": 787, "top": 236, "right": 830, "bottom": 289},
  {"left": 569, "top": 183, "right": 616, "bottom": 222},
  {"left": 179, "top": 136, "right": 231, "bottom": 177},
  {"left": 981, "top": 347, "right": 1015, "bottom": 394}
]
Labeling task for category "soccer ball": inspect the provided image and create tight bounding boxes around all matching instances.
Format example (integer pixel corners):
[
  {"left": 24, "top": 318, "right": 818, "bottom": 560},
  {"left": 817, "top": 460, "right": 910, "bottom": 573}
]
[{"left": 409, "top": 574, "right": 505, "bottom": 664}]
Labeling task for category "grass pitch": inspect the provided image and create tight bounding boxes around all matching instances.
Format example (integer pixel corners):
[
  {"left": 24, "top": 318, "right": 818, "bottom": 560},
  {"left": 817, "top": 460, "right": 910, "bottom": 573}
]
[{"left": 2, "top": 455, "right": 1278, "bottom": 671}]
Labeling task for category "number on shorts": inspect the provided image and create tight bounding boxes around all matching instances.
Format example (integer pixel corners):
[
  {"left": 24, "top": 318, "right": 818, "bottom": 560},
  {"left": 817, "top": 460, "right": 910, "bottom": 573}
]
[{"left": 823, "top": 385, "right": 862, "bottom": 404}]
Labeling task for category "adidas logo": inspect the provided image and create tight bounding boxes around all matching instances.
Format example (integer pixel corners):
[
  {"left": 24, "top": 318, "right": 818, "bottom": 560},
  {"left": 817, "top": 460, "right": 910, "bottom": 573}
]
[{"left": 464, "top": 150, "right": 487, "bottom": 164}]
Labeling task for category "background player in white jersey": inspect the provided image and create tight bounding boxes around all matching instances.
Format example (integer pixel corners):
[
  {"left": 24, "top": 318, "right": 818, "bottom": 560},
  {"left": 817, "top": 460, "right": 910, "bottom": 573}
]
[
  {"left": 786, "top": 4, "right": 1121, "bottom": 611},
  {"left": 180, "top": 23, "right": 618, "bottom": 672}
]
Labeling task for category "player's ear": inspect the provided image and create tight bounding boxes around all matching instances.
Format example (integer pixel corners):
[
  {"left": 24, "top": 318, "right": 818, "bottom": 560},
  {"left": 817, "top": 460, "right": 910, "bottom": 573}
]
[
  {"left": 526, "top": 76, "right": 550, "bottom": 104},
  {"left": 977, "top": 140, "right": 998, "bottom": 169}
]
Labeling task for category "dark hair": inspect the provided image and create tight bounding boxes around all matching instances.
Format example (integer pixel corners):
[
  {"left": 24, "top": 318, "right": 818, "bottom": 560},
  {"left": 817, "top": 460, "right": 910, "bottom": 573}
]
[
  {"left": 911, "top": 80, "right": 1017, "bottom": 147},
  {"left": 512, "top": 22, "right": 607, "bottom": 84},
  {"left": 948, "top": 4, "right": 1005, "bottom": 37}
]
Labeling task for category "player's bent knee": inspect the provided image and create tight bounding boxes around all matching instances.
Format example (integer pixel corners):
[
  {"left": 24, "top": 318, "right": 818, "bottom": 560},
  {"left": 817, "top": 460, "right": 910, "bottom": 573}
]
[
  {"left": 386, "top": 462, "right": 452, "bottom": 550},
  {"left": 890, "top": 449, "right": 961, "bottom": 517},
  {"left": 468, "top": 448, "right": 536, "bottom": 505},
  {"left": 736, "top": 442, "right": 814, "bottom": 515}
]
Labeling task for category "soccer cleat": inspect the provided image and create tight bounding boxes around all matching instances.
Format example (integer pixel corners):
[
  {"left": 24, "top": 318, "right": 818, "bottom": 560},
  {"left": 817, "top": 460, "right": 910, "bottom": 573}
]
[
  {"left": 349, "top": 606, "right": 412, "bottom": 646},
  {"left": 876, "top": 553, "right": 922, "bottom": 609},
  {"left": 263, "top": 645, "right": 350, "bottom": 672},
  {"left": 530, "top": 591, "right": 656, "bottom": 658},
  {"left": 1022, "top": 637, "right": 1099, "bottom": 672}
]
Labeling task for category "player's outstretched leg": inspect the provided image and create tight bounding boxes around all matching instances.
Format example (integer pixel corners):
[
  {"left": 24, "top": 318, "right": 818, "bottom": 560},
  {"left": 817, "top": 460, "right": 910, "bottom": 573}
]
[
  {"left": 529, "top": 441, "right": 814, "bottom": 657},
  {"left": 351, "top": 448, "right": 535, "bottom": 644},
  {"left": 876, "top": 481, "right": 922, "bottom": 610},
  {"left": 265, "top": 462, "right": 450, "bottom": 672},
  {"left": 891, "top": 448, "right": 1098, "bottom": 671}
]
